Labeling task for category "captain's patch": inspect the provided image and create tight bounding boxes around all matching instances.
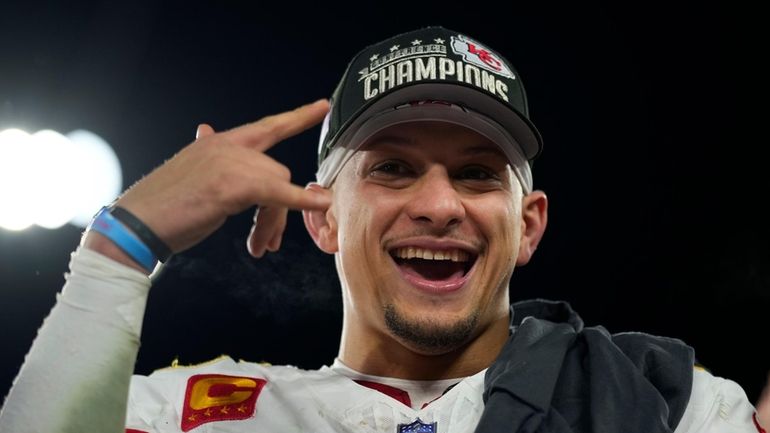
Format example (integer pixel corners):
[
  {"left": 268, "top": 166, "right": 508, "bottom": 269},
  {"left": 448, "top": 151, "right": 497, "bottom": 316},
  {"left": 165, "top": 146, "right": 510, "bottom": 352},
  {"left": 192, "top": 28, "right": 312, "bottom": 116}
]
[{"left": 181, "top": 374, "right": 266, "bottom": 431}]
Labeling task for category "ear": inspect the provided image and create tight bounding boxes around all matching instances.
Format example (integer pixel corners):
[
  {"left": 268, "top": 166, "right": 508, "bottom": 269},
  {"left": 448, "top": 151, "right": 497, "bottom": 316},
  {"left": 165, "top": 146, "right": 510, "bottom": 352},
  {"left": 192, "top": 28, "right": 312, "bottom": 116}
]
[
  {"left": 515, "top": 190, "right": 548, "bottom": 266},
  {"left": 302, "top": 183, "right": 338, "bottom": 254}
]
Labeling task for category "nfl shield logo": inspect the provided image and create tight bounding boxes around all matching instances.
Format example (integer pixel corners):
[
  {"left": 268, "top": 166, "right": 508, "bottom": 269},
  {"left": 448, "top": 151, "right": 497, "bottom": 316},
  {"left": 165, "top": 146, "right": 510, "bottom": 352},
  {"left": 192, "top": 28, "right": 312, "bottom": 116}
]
[{"left": 397, "top": 418, "right": 437, "bottom": 433}]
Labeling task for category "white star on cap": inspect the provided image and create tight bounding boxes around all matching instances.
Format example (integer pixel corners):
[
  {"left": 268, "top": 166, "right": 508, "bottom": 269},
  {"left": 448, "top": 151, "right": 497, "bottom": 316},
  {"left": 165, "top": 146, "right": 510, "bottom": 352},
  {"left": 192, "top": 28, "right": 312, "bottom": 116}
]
[
  {"left": 411, "top": 39, "right": 422, "bottom": 46},
  {"left": 389, "top": 45, "right": 400, "bottom": 52},
  {"left": 369, "top": 54, "right": 379, "bottom": 61},
  {"left": 434, "top": 38, "right": 445, "bottom": 44}
]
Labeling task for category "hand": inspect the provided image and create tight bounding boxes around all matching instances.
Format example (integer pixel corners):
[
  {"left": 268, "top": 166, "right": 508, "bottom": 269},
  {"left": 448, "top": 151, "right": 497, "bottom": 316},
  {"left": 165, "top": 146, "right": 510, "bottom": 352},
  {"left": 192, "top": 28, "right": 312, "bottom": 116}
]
[{"left": 94, "top": 99, "right": 330, "bottom": 263}]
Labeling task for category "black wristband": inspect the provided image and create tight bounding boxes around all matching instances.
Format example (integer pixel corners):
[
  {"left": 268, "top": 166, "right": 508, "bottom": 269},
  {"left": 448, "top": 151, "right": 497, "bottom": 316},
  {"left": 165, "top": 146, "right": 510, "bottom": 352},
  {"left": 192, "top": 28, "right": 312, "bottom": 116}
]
[{"left": 109, "top": 206, "right": 173, "bottom": 262}]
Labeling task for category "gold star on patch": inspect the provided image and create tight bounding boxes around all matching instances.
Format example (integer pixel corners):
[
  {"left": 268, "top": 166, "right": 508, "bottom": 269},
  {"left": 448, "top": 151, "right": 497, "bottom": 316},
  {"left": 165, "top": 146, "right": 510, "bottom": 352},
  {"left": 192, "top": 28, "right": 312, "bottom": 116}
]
[
  {"left": 389, "top": 45, "right": 400, "bottom": 52},
  {"left": 434, "top": 38, "right": 445, "bottom": 44},
  {"left": 237, "top": 404, "right": 248, "bottom": 413},
  {"left": 411, "top": 39, "right": 422, "bottom": 46},
  {"left": 369, "top": 54, "right": 379, "bottom": 61},
  {"left": 220, "top": 406, "right": 229, "bottom": 415}
]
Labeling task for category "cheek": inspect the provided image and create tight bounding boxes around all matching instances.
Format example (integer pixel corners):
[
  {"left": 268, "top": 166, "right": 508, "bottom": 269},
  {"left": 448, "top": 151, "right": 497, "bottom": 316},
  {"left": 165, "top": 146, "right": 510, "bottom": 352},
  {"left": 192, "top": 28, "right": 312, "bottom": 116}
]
[
  {"left": 476, "top": 196, "right": 519, "bottom": 237},
  {"left": 336, "top": 202, "right": 367, "bottom": 258},
  {"left": 503, "top": 205, "right": 522, "bottom": 264},
  {"left": 474, "top": 198, "right": 521, "bottom": 266},
  {"left": 335, "top": 188, "right": 405, "bottom": 313},
  {"left": 335, "top": 189, "right": 388, "bottom": 279},
  {"left": 338, "top": 184, "right": 404, "bottom": 240},
  {"left": 507, "top": 204, "right": 523, "bottom": 248}
]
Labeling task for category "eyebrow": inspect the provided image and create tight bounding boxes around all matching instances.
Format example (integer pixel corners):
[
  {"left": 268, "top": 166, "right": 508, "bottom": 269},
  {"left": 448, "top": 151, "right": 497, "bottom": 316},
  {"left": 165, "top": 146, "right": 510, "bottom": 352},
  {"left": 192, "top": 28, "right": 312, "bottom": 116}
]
[
  {"left": 364, "top": 135, "right": 506, "bottom": 158},
  {"left": 461, "top": 146, "right": 506, "bottom": 158},
  {"left": 363, "top": 135, "right": 414, "bottom": 148}
]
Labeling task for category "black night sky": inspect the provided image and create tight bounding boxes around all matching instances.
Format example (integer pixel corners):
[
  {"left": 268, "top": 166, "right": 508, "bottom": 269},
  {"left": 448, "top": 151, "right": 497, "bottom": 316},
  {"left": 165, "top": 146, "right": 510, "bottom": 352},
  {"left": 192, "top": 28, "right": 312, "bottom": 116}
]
[{"left": 1, "top": 0, "right": 766, "bottom": 407}]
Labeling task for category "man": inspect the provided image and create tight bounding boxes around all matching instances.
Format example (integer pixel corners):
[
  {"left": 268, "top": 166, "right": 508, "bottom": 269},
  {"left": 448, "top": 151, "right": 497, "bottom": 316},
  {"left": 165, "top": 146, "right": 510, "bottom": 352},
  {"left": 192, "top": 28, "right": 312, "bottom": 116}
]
[{"left": 0, "top": 26, "right": 766, "bottom": 433}]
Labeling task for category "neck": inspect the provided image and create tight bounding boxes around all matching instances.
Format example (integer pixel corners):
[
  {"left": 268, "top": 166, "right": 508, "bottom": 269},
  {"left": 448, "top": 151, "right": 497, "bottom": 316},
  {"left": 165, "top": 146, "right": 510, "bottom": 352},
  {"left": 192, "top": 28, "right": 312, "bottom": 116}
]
[{"left": 337, "top": 311, "right": 510, "bottom": 380}]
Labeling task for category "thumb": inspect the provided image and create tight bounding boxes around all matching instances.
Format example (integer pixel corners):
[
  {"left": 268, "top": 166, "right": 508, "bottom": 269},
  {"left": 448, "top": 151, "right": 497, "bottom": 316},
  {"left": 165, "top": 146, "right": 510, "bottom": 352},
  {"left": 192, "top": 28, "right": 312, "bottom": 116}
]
[{"left": 196, "top": 123, "right": 216, "bottom": 139}]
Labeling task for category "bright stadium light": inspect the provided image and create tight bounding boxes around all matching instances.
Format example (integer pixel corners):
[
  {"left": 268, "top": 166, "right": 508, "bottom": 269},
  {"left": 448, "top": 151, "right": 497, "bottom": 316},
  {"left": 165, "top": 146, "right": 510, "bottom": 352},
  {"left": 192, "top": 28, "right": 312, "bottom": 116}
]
[
  {"left": 0, "top": 128, "right": 123, "bottom": 231},
  {"left": 0, "top": 129, "right": 36, "bottom": 231},
  {"left": 66, "top": 130, "right": 122, "bottom": 228},
  {"left": 32, "top": 130, "right": 82, "bottom": 229}
]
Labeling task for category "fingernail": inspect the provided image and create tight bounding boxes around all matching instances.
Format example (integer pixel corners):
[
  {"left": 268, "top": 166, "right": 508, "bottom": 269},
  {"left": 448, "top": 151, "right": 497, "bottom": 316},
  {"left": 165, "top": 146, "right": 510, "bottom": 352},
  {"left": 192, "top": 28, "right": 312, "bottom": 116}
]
[
  {"left": 310, "top": 189, "right": 329, "bottom": 201},
  {"left": 195, "top": 125, "right": 202, "bottom": 139}
]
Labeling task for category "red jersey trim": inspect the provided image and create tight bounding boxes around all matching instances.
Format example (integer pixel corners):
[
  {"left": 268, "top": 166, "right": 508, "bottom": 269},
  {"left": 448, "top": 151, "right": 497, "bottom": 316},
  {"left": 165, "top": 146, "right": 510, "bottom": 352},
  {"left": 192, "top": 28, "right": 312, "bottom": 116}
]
[
  {"left": 755, "top": 412, "right": 767, "bottom": 433},
  {"left": 354, "top": 379, "right": 412, "bottom": 408}
]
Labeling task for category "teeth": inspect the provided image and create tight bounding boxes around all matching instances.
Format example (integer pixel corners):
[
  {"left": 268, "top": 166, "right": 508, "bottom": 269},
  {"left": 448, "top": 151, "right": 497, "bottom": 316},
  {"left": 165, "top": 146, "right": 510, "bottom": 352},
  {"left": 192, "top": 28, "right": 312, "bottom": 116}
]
[{"left": 392, "top": 247, "right": 471, "bottom": 262}]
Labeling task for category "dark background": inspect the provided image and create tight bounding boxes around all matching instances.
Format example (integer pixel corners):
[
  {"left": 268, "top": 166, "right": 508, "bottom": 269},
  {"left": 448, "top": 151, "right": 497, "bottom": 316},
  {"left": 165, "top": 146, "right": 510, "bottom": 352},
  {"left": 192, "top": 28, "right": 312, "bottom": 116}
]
[{"left": 1, "top": 0, "right": 766, "bottom": 406}]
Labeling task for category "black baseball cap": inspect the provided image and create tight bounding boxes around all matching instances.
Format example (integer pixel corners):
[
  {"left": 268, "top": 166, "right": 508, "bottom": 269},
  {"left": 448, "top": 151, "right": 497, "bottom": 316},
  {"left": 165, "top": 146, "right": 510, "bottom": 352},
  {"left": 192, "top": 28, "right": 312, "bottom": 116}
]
[{"left": 316, "top": 26, "right": 542, "bottom": 189}]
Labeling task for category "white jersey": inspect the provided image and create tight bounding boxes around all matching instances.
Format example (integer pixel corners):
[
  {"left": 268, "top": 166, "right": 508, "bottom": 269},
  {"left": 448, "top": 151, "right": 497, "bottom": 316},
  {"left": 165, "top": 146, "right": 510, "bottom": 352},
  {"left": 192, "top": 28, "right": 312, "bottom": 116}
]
[
  {"left": 126, "top": 356, "right": 485, "bottom": 433},
  {"left": 125, "top": 356, "right": 761, "bottom": 433},
  {"left": 0, "top": 248, "right": 762, "bottom": 433}
]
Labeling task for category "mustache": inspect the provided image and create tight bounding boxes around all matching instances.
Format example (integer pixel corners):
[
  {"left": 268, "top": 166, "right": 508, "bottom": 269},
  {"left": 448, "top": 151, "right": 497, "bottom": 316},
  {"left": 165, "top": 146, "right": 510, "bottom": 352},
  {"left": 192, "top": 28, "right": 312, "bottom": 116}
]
[{"left": 381, "top": 228, "right": 485, "bottom": 253}]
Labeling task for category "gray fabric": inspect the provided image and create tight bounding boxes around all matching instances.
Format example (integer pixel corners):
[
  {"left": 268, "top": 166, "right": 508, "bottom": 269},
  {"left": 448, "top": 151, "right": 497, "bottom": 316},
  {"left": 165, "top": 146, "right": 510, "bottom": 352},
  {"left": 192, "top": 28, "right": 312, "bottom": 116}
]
[{"left": 476, "top": 299, "right": 694, "bottom": 433}]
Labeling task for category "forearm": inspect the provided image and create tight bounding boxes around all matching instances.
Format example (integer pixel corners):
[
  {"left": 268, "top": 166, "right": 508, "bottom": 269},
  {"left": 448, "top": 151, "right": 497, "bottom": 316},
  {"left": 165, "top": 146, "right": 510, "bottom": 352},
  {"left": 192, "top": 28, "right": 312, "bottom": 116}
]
[
  {"left": 0, "top": 100, "right": 329, "bottom": 432},
  {"left": 0, "top": 247, "right": 151, "bottom": 432}
]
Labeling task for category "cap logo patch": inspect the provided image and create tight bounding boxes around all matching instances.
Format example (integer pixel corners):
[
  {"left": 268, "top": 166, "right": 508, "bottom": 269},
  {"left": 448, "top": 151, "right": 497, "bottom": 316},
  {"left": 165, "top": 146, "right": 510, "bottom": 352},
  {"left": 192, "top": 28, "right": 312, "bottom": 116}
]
[
  {"left": 365, "top": 42, "right": 447, "bottom": 73},
  {"left": 357, "top": 36, "right": 510, "bottom": 103},
  {"left": 450, "top": 35, "right": 515, "bottom": 79},
  {"left": 318, "top": 26, "right": 542, "bottom": 182},
  {"left": 181, "top": 374, "right": 266, "bottom": 432}
]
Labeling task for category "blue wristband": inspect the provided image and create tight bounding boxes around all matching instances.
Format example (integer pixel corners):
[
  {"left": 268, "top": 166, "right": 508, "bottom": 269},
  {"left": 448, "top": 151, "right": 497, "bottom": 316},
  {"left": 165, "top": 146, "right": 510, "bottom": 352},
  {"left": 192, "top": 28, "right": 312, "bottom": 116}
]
[{"left": 88, "top": 206, "right": 157, "bottom": 272}]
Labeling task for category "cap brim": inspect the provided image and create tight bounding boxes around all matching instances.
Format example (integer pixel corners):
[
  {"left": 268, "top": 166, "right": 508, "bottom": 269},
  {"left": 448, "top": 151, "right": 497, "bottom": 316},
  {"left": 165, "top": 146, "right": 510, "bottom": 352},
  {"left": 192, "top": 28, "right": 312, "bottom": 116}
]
[
  {"left": 316, "top": 94, "right": 535, "bottom": 193},
  {"left": 332, "top": 81, "right": 543, "bottom": 161}
]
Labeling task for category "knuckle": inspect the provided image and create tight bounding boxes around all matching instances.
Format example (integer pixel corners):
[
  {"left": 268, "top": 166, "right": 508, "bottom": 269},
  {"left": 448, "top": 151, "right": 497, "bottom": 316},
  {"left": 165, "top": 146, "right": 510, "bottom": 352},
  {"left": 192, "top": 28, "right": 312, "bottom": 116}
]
[
  {"left": 208, "top": 164, "right": 248, "bottom": 203},
  {"left": 276, "top": 164, "right": 291, "bottom": 181},
  {"left": 213, "top": 168, "right": 236, "bottom": 186},
  {"left": 262, "top": 115, "right": 292, "bottom": 136},
  {"left": 252, "top": 178, "right": 273, "bottom": 202},
  {"left": 197, "top": 131, "right": 227, "bottom": 149},
  {"left": 207, "top": 171, "right": 235, "bottom": 201},
  {"left": 255, "top": 118, "right": 280, "bottom": 139}
]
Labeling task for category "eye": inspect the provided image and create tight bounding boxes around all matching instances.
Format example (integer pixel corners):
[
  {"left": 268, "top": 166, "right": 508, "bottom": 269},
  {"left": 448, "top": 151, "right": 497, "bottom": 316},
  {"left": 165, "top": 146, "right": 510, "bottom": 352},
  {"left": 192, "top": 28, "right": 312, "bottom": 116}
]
[
  {"left": 457, "top": 166, "right": 497, "bottom": 181},
  {"left": 370, "top": 160, "right": 412, "bottom": 177}
]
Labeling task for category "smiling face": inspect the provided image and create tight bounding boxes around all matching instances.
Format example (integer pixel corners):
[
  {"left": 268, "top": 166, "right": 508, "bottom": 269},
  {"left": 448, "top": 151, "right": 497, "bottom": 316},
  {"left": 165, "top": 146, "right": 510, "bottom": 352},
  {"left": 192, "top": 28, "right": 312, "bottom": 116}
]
[{"left": 328, "top": 121, "right": 525, "bottom": 357}]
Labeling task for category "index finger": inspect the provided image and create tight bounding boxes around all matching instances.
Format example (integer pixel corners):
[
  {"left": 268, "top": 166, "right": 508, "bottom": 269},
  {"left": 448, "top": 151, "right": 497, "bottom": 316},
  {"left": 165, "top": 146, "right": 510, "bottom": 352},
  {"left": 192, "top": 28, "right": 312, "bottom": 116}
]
[
  {"left": 225, "top": 99, "right": 330, "bottom": 151},
  {"left": 255, "top": 179, "right": 331, "bottom": 211}
]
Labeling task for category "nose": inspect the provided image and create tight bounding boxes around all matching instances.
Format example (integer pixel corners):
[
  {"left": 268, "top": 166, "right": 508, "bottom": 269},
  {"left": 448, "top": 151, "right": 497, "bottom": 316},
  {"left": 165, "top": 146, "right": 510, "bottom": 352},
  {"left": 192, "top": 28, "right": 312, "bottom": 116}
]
[{"left": 405, "top": 166, "right": 465, "bottom": 229}]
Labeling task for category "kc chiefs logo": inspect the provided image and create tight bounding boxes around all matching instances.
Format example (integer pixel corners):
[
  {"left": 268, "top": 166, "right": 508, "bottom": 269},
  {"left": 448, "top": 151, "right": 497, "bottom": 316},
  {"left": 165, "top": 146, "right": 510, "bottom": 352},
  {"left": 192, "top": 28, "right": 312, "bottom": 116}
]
[
  {"left": 181, "top": 374, "right": 267, "bottom": 431},
  {"left": 451, "top": 35, "right": 516, "bottom": 79}
]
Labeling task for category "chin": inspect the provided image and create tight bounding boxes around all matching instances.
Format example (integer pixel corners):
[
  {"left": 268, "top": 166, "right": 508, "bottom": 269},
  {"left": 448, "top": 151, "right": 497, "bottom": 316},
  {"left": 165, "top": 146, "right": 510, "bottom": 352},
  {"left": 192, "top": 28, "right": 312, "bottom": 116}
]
[{"left": 383, "top": 303, "right": 480, "bottom": 355}]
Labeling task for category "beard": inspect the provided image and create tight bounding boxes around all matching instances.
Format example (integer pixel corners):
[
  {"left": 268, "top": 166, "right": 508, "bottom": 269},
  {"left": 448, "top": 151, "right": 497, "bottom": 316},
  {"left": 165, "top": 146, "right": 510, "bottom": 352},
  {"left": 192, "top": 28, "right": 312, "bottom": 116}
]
[{"left": 383, "top": 304, "right": 479, "bottom": 355}]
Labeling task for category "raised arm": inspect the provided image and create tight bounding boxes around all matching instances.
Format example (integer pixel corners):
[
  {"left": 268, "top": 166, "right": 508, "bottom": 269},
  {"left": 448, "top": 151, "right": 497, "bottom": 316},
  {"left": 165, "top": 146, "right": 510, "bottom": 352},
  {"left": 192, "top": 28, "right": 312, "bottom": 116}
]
[{"left": 0, "top": 100, "right": 331, "bottom": 432}]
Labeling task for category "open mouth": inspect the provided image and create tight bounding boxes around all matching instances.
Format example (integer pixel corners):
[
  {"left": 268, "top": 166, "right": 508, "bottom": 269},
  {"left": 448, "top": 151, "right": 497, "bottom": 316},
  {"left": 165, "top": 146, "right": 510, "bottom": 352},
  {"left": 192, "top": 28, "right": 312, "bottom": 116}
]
[{"left": 389, "top": 246, "right": 477, "bottom": 292}]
